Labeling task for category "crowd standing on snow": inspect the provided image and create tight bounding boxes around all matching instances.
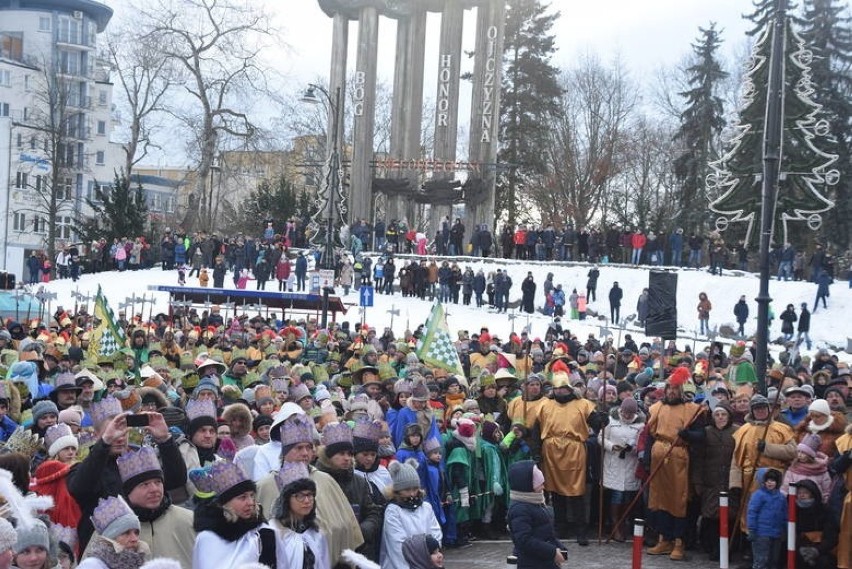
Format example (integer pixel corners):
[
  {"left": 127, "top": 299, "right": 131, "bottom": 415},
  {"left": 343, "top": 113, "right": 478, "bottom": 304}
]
[
  {"left": 0, "top": 283, "right": 850, "bottom": 569},
  {"left": 3, "top": 219, "right": 850, "bottom": 569}
]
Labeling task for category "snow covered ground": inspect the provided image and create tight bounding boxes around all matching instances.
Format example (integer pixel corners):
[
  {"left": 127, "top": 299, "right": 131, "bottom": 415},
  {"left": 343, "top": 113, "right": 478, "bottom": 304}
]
[{"left": 24, "top": 255, "right": 852, "bottom": 361}]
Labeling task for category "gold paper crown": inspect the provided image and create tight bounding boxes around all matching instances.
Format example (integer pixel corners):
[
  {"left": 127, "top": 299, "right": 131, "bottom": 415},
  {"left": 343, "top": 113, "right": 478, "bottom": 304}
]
[
  {"left": 208, "top": 460, "right": 250, "bottom": 497},
  {"left": 116, "top": 446, "right": 161, "bottom": 484},
  {"left": 186, "top": 398, "right": 217, "bottom": 422},
  {"left": 276, "top": 460, "right": 310, "bottom": 491},
  {"left": 0, "top": 427, "right": 42, "bottom": 458}
]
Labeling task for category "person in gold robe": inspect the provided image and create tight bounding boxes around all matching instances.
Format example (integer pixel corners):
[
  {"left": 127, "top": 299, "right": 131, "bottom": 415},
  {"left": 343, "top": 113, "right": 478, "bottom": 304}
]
[
  {"left": 533, "top": 360, "right": 607, "bottom": 546},
  {"left": 834, "top": 424, "right": 852, "bottom": 569},
  {"left": 728, "top": 393, "right": 796, "bottom": 536},
  {"left": 646, "top": 367, "right": 704, "bottom": 561}
]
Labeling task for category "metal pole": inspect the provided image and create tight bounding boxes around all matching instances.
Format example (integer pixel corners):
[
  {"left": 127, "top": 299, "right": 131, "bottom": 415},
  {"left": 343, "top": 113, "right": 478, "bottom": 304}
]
[{"left": 755, "top": 0, "right": 786, "bottom": 395}]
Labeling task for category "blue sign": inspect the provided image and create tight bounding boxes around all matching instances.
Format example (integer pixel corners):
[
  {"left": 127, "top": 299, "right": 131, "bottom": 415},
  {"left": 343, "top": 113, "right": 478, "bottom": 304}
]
[{"left": 359, "top": 286, "right": 374, "bottom": 307}]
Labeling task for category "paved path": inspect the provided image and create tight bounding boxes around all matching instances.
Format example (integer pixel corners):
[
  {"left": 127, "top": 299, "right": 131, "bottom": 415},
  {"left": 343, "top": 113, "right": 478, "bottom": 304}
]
[{"left": 444, "top": 540, "right": 725, "bottom": 568}]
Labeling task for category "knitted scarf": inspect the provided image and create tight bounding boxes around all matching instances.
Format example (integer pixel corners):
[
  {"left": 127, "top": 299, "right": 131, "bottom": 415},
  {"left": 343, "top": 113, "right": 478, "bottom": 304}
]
[
  {"left": 83, "top": 536, "right": 149, "bottom": 569},
  {"left": 509, "top": 490, "right": 545, "bottom": 505}
]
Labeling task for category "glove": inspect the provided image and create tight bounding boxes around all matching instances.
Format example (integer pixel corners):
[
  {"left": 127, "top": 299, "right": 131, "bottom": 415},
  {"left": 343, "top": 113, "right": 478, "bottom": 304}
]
[
  {"left": 459, "top": 488, "right": 470, "bottom": 509},
  {"left": 757, "top": 440, "right": 766, "bottom": 453},
  {"left": 493, "top": 482, "right": 504, "bottom": 496},
  {"left": 799, "top": 546, "right": 819, "bottom": 566}
]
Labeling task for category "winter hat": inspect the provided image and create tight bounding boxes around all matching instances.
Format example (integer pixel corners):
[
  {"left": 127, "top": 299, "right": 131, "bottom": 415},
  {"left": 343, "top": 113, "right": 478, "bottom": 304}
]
[
  {"left": 322, "top": 422, "right": 354, "bottom": 458},
  {"left": 808, "top": 399, "right": 830, "bottom": 417},
  {"left": 0, "top": 518, "right": 15, "bottom": 553},
  {"left": 31, "top": 400, "right": 59, "bottom": 424},
  {"left": 762, "top": 468, "right": 782, "bottom": 485},
  {"left": 252, "top": 414, "right": 274, "bottom": 433},
  {"left": 389, "top": 458, "right": 421, "bottom": 492},
  {"left": 797, "top": 433, "right": 821, "bottom": 458},
  {"left": 45, "top": 423, "right": 78, "bottom": 458},
  {"left": 410, "top": 381, "right": 429, "bottom": 402},
  {"left": 456, "top": 418, "right": 476, "bottom": 438},
  {"left": 92, "top": 495, "right": 140, "bottom": 540},
  {"left": 186, "top": 399, "right": 218, "bottom": 439},
  {"left": 14, "top": 519, "right": 49, "bottom": 554},
  {"left": 481, "top": 421, "right": 499, "bottom": 442},
  {"left": 620, "top": 397, "right": 638, "bottom": 416},
  {"left": 117, "top": 446, "right": 163, "bottom": 495},
  {"left": 750, "top": 394, "right": 770, "bottom": 410},
  {"left": 352, "top": 420, "right": 382, "bottom": 454},
  {"left": 289, "top": 383, "right": 311, "bottom": 403},
  {"left": 58, "top": 407, "right": 83, "bottom": 427},
  {"left": 531, "top": 464, "right": 545, "bottom": 489},
  {"left": 598, "top": 384, "right": 617, "bottom": 400},
  {"left": 422, "top": 438, "right": 442, "bottom": 456}
]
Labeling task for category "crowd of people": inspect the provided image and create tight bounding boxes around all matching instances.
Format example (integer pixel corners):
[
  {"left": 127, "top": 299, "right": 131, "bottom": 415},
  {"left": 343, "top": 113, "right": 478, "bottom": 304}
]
[{"left": 0, "top": 291, "right": 848, "bottom": 569}]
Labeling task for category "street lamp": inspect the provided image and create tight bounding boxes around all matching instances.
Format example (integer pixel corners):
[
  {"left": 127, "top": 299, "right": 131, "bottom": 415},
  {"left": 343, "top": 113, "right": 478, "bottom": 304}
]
[{"left": 301, "top": 83, "right": 342, "bottom": 328}]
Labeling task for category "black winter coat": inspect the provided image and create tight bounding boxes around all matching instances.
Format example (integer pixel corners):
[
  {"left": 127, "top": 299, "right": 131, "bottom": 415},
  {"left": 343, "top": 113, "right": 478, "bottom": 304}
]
[
  {"left": 507, "top": 462, "right": 563, "bottom": 569},
  {"left": 68, "top": 438, "right": 187, "bottom": 551}
]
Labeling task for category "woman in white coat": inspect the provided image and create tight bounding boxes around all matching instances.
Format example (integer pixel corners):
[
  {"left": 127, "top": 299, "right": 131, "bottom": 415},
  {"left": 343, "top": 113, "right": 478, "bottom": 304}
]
[
  {"left": 191, "top": 461, "right": 276, "bottom": 569},
  {"left": 78, "top": 495, "right": 150, "bottom": 569},
  {"left": 602, "top": 397, "right": 645, "bottom": 541},
  {"left": 380, "top": 459, "right": 442, "bottom": 569},
  {"left": 270, "top": 462, "right": 330, "bottom": 569}
]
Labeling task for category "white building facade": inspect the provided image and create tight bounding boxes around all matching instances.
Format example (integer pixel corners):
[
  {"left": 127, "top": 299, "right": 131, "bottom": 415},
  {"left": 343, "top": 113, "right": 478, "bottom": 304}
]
[{"left": 0, "top": 0, "right": 117, "bottom": 280}]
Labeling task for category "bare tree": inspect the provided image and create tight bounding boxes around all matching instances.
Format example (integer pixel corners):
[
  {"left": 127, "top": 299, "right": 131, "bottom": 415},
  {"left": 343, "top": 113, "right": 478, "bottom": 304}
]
[
  {"left": 136, "top": 0, "right": 275, "bottom": 232},
  {"left": 608, "top": 116, "right": 680, "bottom": 230},
  {"left": 535, "top": 54, "right": 637, "bottom": 229},
  {"left": 13, "top": 58, "right": 84, "bottom": 266},
  {"left": 107, "top": 25, "right": 172, "bottom": 177}
]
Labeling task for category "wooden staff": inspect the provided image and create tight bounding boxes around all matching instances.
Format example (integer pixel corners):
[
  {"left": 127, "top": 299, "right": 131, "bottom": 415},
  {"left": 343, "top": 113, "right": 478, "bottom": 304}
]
[
  {"left": 729, "top": 386, "right": 784, "bottom": 543},
  {"left": 606, "top": 403, "right": 705, "bottom": 543}
]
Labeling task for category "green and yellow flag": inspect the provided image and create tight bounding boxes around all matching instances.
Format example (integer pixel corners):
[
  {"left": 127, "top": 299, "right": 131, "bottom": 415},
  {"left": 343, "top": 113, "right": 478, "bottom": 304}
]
[
  {"left": 415, "top": 302, "right": 465, "bottom": 378},
  {"left": 88, "top": 286, "right": 126, "bottom": 360}
]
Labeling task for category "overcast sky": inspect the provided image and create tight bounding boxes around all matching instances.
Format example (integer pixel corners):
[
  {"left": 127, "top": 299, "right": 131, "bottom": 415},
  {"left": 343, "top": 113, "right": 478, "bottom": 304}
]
[{"left": 105, "top": 0, "right": 757, "bottom": 167}]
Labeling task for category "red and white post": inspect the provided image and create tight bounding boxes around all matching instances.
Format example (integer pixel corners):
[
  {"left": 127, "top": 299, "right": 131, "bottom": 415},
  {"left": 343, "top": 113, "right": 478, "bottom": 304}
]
[
  {"left": 719, "top": 491, "right": 729, "bottom": 569},
  {"left": 632, "top": 519, "right": 645, "bottom": 569},
  {"left": 787, "top": 483, "right": 797, "bottom": 569}
]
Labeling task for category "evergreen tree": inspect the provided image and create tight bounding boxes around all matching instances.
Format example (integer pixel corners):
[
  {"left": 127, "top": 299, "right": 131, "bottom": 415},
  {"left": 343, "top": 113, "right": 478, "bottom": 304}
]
[
  {"left": 231, "top": 175, "right": 301, "bottom": 235},
  {"left": 708, "top": 1, "right": 838, "bottom": 247},
  {"left": 801, "top": 0, "right": 852, "bottom": 248},
  {"left": 498, "top": 0, "right": 562, "bottom": 225},
  {"left": 78, "top": 171, "right": 149, "bottom": 244},
  {"left": 673, "top": 23, "right": 728, "bottom": 236}
]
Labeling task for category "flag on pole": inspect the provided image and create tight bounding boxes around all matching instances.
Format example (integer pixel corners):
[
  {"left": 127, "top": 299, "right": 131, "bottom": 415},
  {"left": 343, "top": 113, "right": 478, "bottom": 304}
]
[
  {"left": 416, "top": 302, "right": 466, "bottom": 380},
  {"left": 88, "top": 285, "right": 126, "bottom": 361}
]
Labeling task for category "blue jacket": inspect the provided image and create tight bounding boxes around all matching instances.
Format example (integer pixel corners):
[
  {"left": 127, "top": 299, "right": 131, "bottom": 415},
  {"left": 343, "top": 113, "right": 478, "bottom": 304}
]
[
  {"left": 747, "top": 469, "right": 787, "bottom": 538},
  {"left": 0, "top": 415, "right": 18, "bottom": 442}
]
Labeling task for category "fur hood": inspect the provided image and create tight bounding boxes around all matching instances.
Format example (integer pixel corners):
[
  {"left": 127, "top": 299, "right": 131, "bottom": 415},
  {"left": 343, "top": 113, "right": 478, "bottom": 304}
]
[
  {"left": 221, "top": 403, "right": 254, "bottom": 438},
  {"left": 609, "top": 405, "right": 646, "bottom": 424},
  {"left": 138, "top": 386, "right": 169, "bottom": 410}
]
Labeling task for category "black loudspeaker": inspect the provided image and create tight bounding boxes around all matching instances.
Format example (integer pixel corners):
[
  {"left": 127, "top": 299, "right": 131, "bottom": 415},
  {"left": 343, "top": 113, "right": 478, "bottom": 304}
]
[
  {"left": 0, "top": 272, "right": 14, "bottom": 290},
  {"left": 645, "top": 271, "right": 677, "bottom": 339}
]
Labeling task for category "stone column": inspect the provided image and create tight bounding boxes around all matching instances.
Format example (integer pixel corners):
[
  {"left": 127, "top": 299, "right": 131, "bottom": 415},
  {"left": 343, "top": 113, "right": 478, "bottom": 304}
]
[
  {"left": 329, "top": 13, "right": 348, "bottom": 151},
  {"left": 430, "top": 0, "right": 465, "bottom": 237},
  {"left": 402, "top": 6, "right": 427, "bottom": 228},
  {"left": 350, "top": 6, "right": 379, "bottom": 225},
  {"left": 467, "top": 0, "right": 504, "bottom": 236}
]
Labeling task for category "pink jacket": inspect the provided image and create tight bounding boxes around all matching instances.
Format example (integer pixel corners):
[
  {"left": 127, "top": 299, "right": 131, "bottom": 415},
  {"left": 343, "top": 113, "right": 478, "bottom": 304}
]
[{"left": 781, "top": 454, "right": 832, "bottom": 503}]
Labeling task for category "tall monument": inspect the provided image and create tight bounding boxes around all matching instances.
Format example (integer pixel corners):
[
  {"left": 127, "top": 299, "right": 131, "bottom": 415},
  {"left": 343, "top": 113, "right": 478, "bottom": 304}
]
[{"left": 316, "top": 0, "right": 505, "bottom": 238}]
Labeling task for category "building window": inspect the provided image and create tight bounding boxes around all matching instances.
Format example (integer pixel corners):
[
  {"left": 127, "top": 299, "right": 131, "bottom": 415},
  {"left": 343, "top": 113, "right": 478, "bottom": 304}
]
[
  {"left": 39, "top": 17, "right": 51, "bottom": 32},
  {"left": 16, "top": 133, "right": 21, "bottom": 148},
  {"left": 34, "top": 175, "right": 42, "bottom": 191},
  {"left": 95, "top": 151, "right": 105, "bottom": 165},
  {"left": 98, "top": 90, "right": 107, "bottom": 106},
  {"left": 32, "top": 217, "right": 46, "bottom": 234},
  {"left": 60, "top": 177, "right": 73, "bottom": 200},
  {"left": 22, "top": 107, "right": 28, "bottom": 120},
  {"left": 0, "top": 70, "right": 10, "bottom": 87},
  {"left": 29, "top": 136, "right": 36, "bottom": 149},
  {"left": 0, "top": 102, "right": 8, "bottom": 117},
  {"left": 57, "top": 216, "right": 73, "bottom": 239},
  {"left": 97, "top": 120, "right": 106, "bottom": 135},
  {"left": 15, "top": 172, "right": 27, "bottom": 189},
  {"left": 13, "top": 213, "right": 25, "bottom": 231}
]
